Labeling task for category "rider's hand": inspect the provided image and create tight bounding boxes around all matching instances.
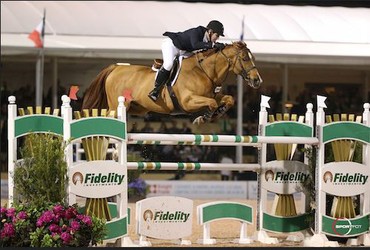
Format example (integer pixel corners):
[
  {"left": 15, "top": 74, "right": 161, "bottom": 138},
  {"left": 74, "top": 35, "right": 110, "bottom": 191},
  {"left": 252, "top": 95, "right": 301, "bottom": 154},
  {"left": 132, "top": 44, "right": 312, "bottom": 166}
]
[{"left": 214, "top": 42, "right": 225, "bottom": 51}]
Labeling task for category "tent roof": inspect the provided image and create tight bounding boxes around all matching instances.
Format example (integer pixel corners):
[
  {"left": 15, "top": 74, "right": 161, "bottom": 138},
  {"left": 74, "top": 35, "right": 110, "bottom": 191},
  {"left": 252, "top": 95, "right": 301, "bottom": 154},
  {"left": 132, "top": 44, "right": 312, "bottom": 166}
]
[{"left": 2, "top": 1, "right": 370, "bottom": 65}]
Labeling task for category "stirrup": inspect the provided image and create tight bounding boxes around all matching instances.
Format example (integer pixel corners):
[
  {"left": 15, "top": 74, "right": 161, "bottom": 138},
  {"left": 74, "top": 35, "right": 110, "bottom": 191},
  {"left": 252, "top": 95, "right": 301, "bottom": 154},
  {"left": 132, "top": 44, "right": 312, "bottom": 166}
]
[
  {"left": 148, "top": 91, "right": 158, "bottom": 102},
  {"left": 202, "top": 109, "right": 213, "bottom": 122}
]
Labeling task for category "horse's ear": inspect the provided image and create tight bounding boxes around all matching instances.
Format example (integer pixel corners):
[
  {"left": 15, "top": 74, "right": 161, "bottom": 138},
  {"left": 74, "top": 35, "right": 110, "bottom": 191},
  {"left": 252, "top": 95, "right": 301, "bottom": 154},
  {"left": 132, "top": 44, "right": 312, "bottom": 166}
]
[{"left": 233, "top": 41, "right": 245, "bottom": 49}]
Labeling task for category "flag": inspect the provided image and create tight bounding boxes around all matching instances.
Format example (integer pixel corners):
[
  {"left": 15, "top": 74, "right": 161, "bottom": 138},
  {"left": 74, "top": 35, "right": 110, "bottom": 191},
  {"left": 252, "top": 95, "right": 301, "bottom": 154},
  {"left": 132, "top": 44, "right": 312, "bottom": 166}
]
[
  {"left": 240, "top": 15, "right": 245, "bottom": 41},
  {"left": 28, "top": 11, "right": 45, "bottom": 48},
  {"left": 122, "top": 89, "right": 133, "bottom": 102},
  {"left": 69, "top": 85, "right": 80, "bottom": 100}
]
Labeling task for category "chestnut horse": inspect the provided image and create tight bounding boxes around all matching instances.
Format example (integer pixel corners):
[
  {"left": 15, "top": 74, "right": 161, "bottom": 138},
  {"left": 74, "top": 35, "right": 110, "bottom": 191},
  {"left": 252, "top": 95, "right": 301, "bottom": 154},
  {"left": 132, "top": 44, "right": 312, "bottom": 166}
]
[{"left": 81, "top": 41, "right": 262, "bottom": 124}]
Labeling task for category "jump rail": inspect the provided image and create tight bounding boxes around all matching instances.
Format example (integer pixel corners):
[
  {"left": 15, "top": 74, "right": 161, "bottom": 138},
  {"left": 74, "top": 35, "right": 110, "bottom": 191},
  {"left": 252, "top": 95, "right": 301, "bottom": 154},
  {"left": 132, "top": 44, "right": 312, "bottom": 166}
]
[{"left": 128, "top": 133, "right": 319, "bottom": 145}]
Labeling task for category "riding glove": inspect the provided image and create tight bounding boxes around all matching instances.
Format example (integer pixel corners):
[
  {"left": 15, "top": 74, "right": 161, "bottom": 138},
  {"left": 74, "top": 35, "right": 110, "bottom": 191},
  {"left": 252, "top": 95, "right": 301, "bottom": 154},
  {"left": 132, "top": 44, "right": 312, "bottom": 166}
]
[{"left": 214, "top": 42, "right": 225, "bottom": 50}]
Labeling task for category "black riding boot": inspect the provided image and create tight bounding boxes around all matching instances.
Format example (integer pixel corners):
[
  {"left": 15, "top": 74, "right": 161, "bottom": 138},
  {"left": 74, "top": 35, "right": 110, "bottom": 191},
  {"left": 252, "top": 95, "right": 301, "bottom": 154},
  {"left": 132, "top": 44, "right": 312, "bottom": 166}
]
[{"left": 148, "top": 67, "right": 170, "bottom": 102}]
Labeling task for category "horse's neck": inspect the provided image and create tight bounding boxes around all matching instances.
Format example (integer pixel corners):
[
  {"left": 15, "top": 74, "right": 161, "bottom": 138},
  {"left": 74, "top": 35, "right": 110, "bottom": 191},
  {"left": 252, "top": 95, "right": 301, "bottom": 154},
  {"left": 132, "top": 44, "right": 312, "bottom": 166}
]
[{"left": 195, "top": 51, "right": 229, "bottom": 84}]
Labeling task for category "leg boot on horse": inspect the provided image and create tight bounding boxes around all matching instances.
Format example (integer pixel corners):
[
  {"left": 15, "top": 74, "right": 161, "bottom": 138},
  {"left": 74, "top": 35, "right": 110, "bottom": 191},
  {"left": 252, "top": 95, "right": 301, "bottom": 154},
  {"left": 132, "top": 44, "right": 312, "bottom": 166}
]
[{"left": 148, "top": 67, "right": 170, "bottom": 102}]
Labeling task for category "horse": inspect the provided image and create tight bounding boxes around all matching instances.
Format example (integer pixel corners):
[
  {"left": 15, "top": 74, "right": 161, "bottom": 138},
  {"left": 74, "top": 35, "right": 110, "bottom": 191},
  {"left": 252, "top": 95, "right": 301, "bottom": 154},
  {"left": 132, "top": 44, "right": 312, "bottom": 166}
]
[{"left": 81, "top": 41, "right": 262, "bottom": 124}]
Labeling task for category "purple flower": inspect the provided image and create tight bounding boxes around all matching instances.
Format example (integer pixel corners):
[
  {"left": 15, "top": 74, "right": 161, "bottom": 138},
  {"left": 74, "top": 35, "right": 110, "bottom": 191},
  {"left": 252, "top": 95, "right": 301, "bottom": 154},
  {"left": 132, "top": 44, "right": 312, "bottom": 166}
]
[
  {"left": 65, "top": 207, "right": 77, "bottom": 220},
  {"left": 16, "top": 211, "right": 27, "bottom": 220},
  {"left": 70, "top": 220, "right": 80, "bottom": 231},
  {"left": 1, "top": 223, "right": 15, "bottom": 237},
  {"left": 36, "top": 210, "right": 54, "bottom": 227},
  {"left": 48, "top": 224, "right": 61, "bottom": 233},
  {"left": 60, "top": 232, "right": 72, "bottom": 244},
  {"left": 128, "top": 178, "right": 147, "bottom": 195},
  {"left": 0, "top": 207, "right": 6, "bottom": 215},
  {"left": 53, "top": 204, "right": 64, "bottom": 215},
  {"left": 81, "top": 215, "right": 92, "bottom": 226},
  {"left": 6, "top": 208, "right": 16, "bottom": 218}
]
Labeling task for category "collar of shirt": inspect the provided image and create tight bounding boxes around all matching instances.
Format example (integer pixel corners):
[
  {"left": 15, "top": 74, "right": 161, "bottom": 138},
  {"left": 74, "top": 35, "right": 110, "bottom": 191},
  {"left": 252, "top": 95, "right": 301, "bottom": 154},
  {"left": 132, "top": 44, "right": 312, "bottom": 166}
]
[
  {"left": 204, "top": 31, "right": 214, "bottom": 47},
  {"left": 203, "top": 31, "right": 210, "bottom": 42}
]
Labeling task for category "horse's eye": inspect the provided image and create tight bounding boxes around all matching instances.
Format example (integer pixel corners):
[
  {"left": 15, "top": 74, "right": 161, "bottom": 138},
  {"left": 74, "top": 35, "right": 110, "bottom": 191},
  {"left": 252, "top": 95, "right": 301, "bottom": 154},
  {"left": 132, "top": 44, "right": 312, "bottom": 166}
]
[{"left": 242, "top": 56, "right": 250, "bottom": 62}]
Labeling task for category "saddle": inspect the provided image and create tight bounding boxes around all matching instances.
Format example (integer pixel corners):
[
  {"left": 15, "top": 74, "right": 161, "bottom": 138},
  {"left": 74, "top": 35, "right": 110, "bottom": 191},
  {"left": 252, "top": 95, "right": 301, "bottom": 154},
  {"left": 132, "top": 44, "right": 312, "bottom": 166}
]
[
  {"left": 151, "top": 57, "right": 185, "bottom": 115},
  {"left": 151, "top": 59, "right": 164, "bottom": 71}
]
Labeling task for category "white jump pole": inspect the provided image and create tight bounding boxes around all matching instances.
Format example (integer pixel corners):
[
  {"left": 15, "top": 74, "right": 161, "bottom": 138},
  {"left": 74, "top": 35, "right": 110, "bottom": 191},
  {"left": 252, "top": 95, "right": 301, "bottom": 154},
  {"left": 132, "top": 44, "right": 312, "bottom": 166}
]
[
  {"left": 7, "top": 96, "right": 17, "bottom": 207},
  {"left": 128, "top": 134, "right": 319, "bottom": 145},
  {"left": 126, "top": 162, "right": 261, "bottom": 171}
]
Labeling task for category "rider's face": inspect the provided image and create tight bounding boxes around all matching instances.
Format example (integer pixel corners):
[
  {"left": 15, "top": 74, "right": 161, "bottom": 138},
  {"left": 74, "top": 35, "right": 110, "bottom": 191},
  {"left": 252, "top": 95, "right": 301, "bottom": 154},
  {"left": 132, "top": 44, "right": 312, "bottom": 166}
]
[{"left": 210, "top": 31, "right": 220, "bottom": 43}]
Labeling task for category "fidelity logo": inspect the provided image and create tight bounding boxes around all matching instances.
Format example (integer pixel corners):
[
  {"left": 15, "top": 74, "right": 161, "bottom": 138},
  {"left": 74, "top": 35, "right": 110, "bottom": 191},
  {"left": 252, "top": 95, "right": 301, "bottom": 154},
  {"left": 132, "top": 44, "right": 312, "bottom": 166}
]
[
  {"left": 143, "top": 209, "right": 190, "bottom": 223},
  {"left": 265, "top": 170, "right": 309, "bottom": 183},
  {"left": 323, "top": 171, "right": 368, "bottom": 185},
  {"left": 72, "top": 172, "right": 125, "bottom": 186}
]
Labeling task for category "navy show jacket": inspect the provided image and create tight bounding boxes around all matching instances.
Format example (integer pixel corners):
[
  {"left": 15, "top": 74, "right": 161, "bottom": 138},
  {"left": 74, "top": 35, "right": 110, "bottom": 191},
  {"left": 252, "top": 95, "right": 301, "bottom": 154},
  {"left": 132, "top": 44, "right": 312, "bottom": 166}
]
[{"left": 163, "top": 26, "right": 213, "bottom": 52}]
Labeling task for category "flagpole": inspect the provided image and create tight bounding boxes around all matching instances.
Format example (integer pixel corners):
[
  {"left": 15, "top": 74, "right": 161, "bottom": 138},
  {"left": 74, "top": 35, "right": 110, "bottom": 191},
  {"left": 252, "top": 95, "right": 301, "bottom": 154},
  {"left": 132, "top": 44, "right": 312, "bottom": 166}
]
[
  {"left": 236, "top": 15, "right": 245, "bottom": 165},
  {"left": 35, "top": 9, "right": 46, "bottom": 107}
]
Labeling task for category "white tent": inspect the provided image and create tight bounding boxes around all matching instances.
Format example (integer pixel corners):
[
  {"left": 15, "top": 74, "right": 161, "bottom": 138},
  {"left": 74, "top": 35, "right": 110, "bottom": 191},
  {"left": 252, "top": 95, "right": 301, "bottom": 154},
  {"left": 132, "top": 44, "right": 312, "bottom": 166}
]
[{"left": 2, "top": 1, "right": 370, "bottom": 65}]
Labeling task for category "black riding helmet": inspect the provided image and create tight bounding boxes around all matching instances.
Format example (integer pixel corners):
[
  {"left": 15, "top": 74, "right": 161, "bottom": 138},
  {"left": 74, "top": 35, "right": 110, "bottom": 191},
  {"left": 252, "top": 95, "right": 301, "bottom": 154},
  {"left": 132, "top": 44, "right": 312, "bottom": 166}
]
[{"left": 207, "top": 20, "right": 224, "bottom": 36}]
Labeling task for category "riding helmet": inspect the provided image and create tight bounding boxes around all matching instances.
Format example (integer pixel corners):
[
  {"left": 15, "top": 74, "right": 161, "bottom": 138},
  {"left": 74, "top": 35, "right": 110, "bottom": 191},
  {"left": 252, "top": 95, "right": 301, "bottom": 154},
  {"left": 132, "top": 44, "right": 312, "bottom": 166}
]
[{"left": 207, "top": 20, "right": 224, "bottom": 36}]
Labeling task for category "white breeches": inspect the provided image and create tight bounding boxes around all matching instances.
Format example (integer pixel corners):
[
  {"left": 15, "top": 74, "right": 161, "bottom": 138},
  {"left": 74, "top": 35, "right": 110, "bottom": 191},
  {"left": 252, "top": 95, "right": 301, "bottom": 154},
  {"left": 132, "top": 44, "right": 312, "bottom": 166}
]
[{"left": 161, "top": 37, "right": 180, "bottom": 71}]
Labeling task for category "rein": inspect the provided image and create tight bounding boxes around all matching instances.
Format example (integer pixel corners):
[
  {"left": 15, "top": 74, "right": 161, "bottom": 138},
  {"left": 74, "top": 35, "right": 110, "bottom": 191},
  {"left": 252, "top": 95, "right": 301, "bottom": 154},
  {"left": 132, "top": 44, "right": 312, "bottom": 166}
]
[
  {"left": 196, "top": 46, "right": 257, "bottom": 90},
  {"left": 237, "top": 48, "right": 257, "bottom": 86},
  {"left": 196, "top": 49, "right": 231, "bottom": 91}
]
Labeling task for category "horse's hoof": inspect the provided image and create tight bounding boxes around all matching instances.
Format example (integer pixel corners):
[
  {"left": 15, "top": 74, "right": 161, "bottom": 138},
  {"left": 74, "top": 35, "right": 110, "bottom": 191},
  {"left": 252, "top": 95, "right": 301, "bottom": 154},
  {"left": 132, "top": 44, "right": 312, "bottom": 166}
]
[{"left": 193, "top": 116, "right": 204, "bottom": 125}]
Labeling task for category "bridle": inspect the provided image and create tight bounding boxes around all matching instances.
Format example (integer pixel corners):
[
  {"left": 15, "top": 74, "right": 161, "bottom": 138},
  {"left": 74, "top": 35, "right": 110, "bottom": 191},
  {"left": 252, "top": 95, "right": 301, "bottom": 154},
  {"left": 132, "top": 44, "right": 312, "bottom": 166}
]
[
  {"left": 234, "top": 48, "right": 260, "bottom": 88},
  {"left": 197, "top": 45, "right": 259, "bottom": 89}
]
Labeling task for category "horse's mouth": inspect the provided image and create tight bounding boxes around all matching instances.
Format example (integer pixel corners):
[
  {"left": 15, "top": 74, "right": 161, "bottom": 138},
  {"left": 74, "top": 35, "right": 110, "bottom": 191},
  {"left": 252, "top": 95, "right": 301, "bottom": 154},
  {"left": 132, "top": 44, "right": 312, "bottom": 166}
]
[
  {"left": 250, "top": 79, "right": 262, "bottom": 89},
  {"left": 240, "top": 70, "right": 262, "bottom": 89},
  {"left": 244, "top": 76, "right": 262, "bottom": 89}
]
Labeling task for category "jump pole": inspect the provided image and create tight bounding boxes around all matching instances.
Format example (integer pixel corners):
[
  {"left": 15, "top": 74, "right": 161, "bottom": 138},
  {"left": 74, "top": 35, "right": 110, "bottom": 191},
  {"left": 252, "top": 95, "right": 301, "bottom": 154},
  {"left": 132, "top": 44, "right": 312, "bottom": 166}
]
[{"left": 128, "top": 134, "right": 318, "bottom": 145}]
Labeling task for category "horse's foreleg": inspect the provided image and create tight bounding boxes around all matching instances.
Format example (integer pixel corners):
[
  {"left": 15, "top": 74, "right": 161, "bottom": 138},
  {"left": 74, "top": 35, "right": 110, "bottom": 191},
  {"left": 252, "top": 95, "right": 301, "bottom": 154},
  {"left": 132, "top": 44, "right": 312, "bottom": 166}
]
[
  {"left": 211, "top": 95, "right": 235, "bottom": 120},
  {"left": 185, "top": 96, "right": 218, "bottom": 124}
]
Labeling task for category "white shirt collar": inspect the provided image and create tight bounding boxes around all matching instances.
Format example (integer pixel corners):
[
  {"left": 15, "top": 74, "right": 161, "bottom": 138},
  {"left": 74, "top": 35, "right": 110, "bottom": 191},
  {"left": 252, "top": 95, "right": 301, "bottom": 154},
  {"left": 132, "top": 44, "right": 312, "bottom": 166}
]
[{"left": 203, "top": 31, "right": 210, "bottom": 42}]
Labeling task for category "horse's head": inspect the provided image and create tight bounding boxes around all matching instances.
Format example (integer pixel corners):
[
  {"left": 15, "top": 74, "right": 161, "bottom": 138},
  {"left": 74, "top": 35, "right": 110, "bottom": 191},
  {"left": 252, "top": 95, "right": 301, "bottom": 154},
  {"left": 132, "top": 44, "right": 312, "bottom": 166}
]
[{"left": 228, "top": 41, "right": 262, "bottom": 89}]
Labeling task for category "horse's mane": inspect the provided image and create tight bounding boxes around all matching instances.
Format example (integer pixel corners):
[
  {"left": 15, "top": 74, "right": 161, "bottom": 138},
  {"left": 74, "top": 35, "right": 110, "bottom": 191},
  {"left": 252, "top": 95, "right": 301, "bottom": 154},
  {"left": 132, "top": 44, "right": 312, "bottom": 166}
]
[
  {"left": 232, "top": 40, "right": 247, "bottom": 49},
  {"left": 194, "top": 41, "right": 247, "bottom": 58}
]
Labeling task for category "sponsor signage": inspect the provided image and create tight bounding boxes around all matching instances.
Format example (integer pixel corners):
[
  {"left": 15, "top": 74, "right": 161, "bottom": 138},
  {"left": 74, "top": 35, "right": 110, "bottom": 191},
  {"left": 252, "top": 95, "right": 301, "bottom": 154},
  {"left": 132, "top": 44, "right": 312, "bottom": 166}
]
[
  {"left": 146, "top": 180, "right": 248, "bottom": 199},
  {"left": 261, "top": 160, "right": 310, "bottom": 194},
  {"left": 322, "top": 214, "right": 370, "bottom": 237},
  {"left": 136, "top": 196, "right": 193, "bottom": 240},
  {"left": 322, "top": 162, "right": 369, "bottom": 196},
  {"left": 69, "top": 160, "right": 126, "bottom": 198}
]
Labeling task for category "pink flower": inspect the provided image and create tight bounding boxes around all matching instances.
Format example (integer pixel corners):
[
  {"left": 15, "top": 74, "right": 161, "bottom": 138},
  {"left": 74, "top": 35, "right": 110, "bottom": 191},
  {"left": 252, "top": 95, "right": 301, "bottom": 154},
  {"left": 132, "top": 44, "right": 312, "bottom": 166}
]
[
  {"left": 1, "top": 223, "right": 15, "bottom": 237},
  {"left": 81, "top": 215, "right": 92, "bottom": 226},
  {"left": 70, "top": 220, "right": 80, "bottom": 231},
  {"left": 36, "top": 210, "right": 54, "bottom": 227},
  {"left": 17, "top": 211, "right": 27, "bottom": 220},
  {"left": 6, "top": 208, "right": 16, "bottom": 218},
  {"left": 60, "top": 232, "right": 72, "bottom": 244},
  {"left": 65, "top": 207, "right": 77, "bottom": 220},
  {"left": 48, "top": 224, "right": 61, "bottom": 233},
  {"left": 0, "top": 207, "right": 6, "bottom": 215},
  {"left": 52, "top": 204, "right": 64, "bottom": 214}
]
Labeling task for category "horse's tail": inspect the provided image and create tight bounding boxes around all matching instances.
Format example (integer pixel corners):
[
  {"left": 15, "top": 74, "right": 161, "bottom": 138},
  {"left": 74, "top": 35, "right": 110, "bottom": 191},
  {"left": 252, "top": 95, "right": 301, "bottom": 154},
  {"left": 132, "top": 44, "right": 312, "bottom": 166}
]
[{"left": 81, "top": 64, "right": 117, "bottom": 111}]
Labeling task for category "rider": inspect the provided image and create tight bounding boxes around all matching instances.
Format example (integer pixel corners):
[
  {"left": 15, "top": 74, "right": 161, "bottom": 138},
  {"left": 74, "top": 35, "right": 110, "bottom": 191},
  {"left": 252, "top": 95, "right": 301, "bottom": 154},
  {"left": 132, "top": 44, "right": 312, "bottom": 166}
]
[{"left": 148, "top": 20, "right": 226, "bottom": 102}]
